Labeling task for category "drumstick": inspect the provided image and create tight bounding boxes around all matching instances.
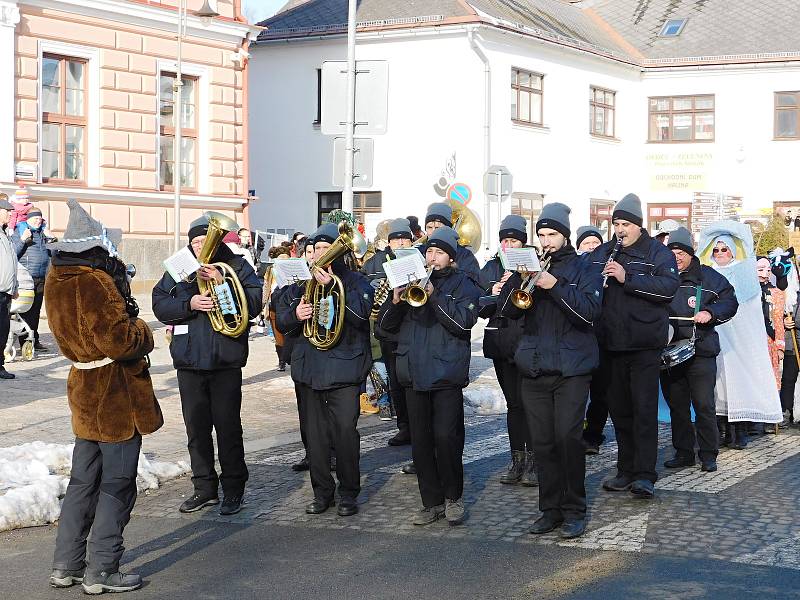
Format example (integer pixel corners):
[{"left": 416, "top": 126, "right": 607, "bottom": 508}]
[{"left": 669, "top": 316, "right": 696, "bottom": 320}]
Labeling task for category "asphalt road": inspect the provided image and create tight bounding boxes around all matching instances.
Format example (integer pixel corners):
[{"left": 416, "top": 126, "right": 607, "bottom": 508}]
[{"left": 2, "top": 517, "right": 798, "bottom": 600}]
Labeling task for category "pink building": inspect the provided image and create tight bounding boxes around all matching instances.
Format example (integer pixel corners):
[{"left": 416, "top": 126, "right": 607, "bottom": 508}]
[{"left": 0, "top": 0, "right": 258, "bottom": 286}]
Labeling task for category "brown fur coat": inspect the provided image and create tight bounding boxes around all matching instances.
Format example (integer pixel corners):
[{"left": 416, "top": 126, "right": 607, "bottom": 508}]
[{"left": 45, "top": 265, "right": 163, "bottom": 442}]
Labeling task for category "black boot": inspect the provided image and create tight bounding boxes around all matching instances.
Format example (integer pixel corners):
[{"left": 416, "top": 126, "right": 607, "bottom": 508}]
[
  {"left": 499, "top": 450, "right": 525, "bottom": 484},
  {"left": 730, "top": 423, "right": 749, "bottom": 450},
  {"left": 520, "top": 451, "right": 538, "bottom": 487},
  {"left": 718, "top": 416, "right": 732, "bottom": 447}
]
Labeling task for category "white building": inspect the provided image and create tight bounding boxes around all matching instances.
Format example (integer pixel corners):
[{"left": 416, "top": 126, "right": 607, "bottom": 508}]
[{"left": 248, "top": 0, "right": 800, "bottom": 254}]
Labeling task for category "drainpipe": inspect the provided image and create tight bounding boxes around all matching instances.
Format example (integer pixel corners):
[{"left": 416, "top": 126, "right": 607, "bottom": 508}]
[{"left": 468, "top": 27, "right": 491, "bottom": 250}]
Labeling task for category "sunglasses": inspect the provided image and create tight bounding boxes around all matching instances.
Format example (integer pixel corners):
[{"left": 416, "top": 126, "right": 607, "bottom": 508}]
[{"left": 712, "top": 247, "right": 730, "bottom": 254}]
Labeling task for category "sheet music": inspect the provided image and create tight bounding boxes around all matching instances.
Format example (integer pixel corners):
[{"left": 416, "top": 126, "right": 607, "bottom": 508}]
[
  {"left": 500, "top": 247, "right": 541, "bottom": 273},
  {"left": 393, "top": 248, "right": 421, "bottom": 260},
  {"left": 383, "top": 252, "right": 428, "bottom": 289},
  {"left": 272, "top": 258, "right": 312, "bottom": 287},
  {"left": 163, "top": 247, "right": 201, "bottom": 282}
]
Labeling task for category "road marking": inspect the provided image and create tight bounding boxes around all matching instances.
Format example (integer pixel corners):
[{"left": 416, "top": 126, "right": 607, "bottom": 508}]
[
  {"left": 558, "top": 512, "right": 650, "bottom": 553},
  {"left": 732, "top": 535, "right": 800, "bottom": 571},
  {"left": 656, "top": 433, "right": 800, "bottom": 494}
]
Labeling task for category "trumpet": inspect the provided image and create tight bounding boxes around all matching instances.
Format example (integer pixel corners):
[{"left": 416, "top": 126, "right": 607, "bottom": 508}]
[
  {"left": 401, "top": 267, "right": 434, "bottom": 307},
  {"left": 509, "top": 252, "right": 552, "bottom": 310}
]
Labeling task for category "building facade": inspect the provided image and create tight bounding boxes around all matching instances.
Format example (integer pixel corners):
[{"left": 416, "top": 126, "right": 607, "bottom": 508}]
[
  {"left": 1, "top": 0, "right": 257, "bottom": 286},
  {"left": 248, "top": 0, "right": 800, "bottom": 258}
]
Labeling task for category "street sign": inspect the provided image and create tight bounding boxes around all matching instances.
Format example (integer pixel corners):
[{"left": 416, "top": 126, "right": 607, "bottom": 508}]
[
  {"left": 483, "top": 165, "right": 513, "bottom": 199},
  {"left": 321, "top": 60, "right": 389, "bottom": 136},
  {"left": 332, "top": 137, "right": 374, "bottom": 187},
  {"left": 448, "top": 183, "right": 472, "bottom": 205}
]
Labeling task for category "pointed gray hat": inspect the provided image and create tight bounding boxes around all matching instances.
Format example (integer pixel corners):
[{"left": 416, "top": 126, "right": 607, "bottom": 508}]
[{"left": 46, "top": 198, "right": 123, "bottom": 256}]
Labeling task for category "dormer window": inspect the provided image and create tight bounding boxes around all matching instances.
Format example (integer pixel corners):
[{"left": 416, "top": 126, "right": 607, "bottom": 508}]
[{"left": 659, "top": 18, "right": 687, "bottom": 37}]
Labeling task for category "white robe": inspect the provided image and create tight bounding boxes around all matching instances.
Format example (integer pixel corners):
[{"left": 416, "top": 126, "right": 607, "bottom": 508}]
[{"left": 714, "top": 294, "right": 783, "bottom": 423}]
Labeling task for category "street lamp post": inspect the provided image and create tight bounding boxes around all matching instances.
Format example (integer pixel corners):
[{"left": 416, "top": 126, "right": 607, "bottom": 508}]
[{"left": 173, "top": 0, "right": 218, "bottom": 252}]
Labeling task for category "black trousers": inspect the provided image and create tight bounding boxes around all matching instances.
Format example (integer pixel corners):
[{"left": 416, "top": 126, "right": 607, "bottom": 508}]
[
  {"left": 177, "top": 368, "right": 248, "bottom": 497},
  {"left": 298, "top": 383, "right": 361, "bottom": 502},
  {"left": 780, "top": 351, "right": 799, "bottom": 414},
  {"left": 660, "top": 355, "right": 718, "bottom": 462},
  {"left": 583, "top": 352, "right": 611, "bottom": 445},
  {"left": 20, "top": 277, "right": 45, "bottom": 344},
  {"left": 494, "top": 359, "right": 530, "bottom": 452},
  {"left": 294, "top": 383, "right": 309, "bottom": 451},
  {"left": 406, "top": 387, "right": 465, "bottom": 508},
  {"left": 606, "top": 349, "right": 661, "bottom": 483},
  {"left": 522, "top": 375, "right": 590, "bottom": 520},
  {"left": 0, "top": 292, "right": 9, "bottom": 367},
  {"left": 53, "top": 435, "right": 141, "bottom": 575},
  {"left": 381, "top": 340, "right": 408, "bottom": 429}
]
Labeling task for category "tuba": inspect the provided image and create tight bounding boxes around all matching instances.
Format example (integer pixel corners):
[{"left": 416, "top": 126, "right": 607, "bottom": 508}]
[
  {"left": 303, "top": 221, "right": 368, "bottom": 350},
  {"left": 510, "top": 251, "right": 552, "bottom": 310},
  {"left": 196, "top": 211, "right": 250, "bottom": 338}
]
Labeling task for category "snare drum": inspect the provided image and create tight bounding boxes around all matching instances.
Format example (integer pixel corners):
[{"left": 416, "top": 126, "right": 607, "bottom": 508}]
[{"left": 660, "top": 338, "right": 696, "bottom": 370}]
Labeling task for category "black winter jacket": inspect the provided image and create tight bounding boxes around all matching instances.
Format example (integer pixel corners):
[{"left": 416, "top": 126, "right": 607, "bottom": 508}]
[
  {"left": 378, "top": 267, "right": 481, "bottom": 391},
  {"left": 276, "top": 263, "right": 374, "bottom": 391},
  {"left": 588, "top": 231, "right": 680, "bottom": 351},
  {"left": 152, "top": 249, "right": 263, "bottom": 371},
  {"left": 479, "top": 256, "right": 523, "bottom": 362},
  {"left": 668, "top": 257, "right": 738, "bottom": 357},
  {"left": 362, "top": 248, "right": 392, "bottom": 278},
  {"left": 12, "top": 228, "right": 50, "bottom": 280},
  {"left": 500, "top": 245, "right": 602, "bottom": 378}
]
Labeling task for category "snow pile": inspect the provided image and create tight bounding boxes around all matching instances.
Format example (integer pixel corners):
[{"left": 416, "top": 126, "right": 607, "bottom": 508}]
[
  {"left": 0, "top": 442, "right": 189, "bottom": 532},
  {"left": 464, "top": 386, "right": 508, "bottom": 415}
]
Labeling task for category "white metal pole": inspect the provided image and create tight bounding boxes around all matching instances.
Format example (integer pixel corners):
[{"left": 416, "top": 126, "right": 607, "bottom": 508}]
[
  {"left": 342, "top": 0, "right": 357, "bottom": 214},
  {"left": 173, "top": 0, "right": 185, "bottom": 251},
  {"left": 496, "top": 170, "right": 502, "bottom": 251}
]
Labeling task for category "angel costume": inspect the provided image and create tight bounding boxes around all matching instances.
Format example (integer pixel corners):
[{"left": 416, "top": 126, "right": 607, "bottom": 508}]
[{"left": 697, "top": 221, "right": 782, "bottom": 423}]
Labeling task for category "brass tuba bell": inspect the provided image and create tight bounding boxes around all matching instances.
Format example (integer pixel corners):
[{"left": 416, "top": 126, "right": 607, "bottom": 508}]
[
  {"left": 303, "top": 221, "right": 368, "bottom": 350},
  {"left": 195, "top": 211, "right": 250, "bottom": 337}
]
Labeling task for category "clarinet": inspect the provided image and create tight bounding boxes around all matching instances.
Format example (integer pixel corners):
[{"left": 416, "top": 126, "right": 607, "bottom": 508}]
[{"left": 602, "top": 238, "right": 624, "bottom": 289}]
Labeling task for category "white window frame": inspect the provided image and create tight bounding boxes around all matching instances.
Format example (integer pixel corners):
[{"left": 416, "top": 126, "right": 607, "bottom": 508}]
[
  {"left": 38, "top": 40, "right": 99, "bottom": 187},
  {"left": 157, "top": 60, "right": 209, "bottom": 195}
]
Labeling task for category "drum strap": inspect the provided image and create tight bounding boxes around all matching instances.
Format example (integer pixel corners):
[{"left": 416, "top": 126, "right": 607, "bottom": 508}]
[{"left": 690, "top": 286, "right": 702, "bottom": 341}]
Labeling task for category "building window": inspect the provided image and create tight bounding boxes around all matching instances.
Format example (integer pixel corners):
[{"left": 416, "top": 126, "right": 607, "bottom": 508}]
[
  {"left": 648, "top": 95, "right": 714, "bottom": 143},
  {"left": 314, "top": 68, "right": 322, "bottom": 125},
  {"left": 159, "top": 73, "right": 198, "bottom": 191},
  {"left": 510, "top": 193, "right": 544, "bottom": 240},
  {"left": 659, "top": 18, "right": 687, "bottom": 37},
  {"left": 590, "top": 87, "right": 616, "bottom": 138},
  {"left": 647, "top": 203, "right": 692, "bottom": 234},
  {"left": 41, "top": 54, "right": 87, "bottom": 184},
  {"left": 590, "top": 199, "right": 614, "bottom": 239},
  {"left": 775, "top": 92, "right": 800, "bottom": 140},
  {"left": 511, "top": 68, "right": 543, "bottom": 126},
  {"left": 317, "top": 191, "right": 382, "bottom": 226}
]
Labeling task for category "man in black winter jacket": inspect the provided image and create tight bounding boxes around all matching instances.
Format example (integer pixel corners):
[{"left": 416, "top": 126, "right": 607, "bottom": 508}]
[
  {"left": 479, "top": 214, "right": 532, "bottom": 485},
  {"left": 500, "top": 203, "right": 602, "bottom": 539},
  {"left": 588, "top": 193, "right": 679, "bottom": 499},
  {"left": 12, "top": 207, "right": 51, "bottom": 351},
  {"left": 379, "top": 226, "right": 481, "bottom": 527},
  {"left": 661, "top": 227, "right": 738, "bottom": 472},
  {"left": 276, "top": 222, "right": 374, "bottom": 518},
  {"left": 363, "top": 218, "right": 414, "bottom": 445},
  {"left": 152, "top": 216, "right": 263, "bottom": 516}
]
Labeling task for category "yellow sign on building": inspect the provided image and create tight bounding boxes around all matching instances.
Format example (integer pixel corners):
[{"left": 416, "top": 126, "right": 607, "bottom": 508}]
[{"left": 647, "top": 152, "right": 712, "bottom": 191}]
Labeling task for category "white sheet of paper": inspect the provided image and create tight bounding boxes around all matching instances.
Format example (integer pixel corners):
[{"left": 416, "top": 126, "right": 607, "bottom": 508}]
[
  {"left": 500, "top": 247, "right": 541, "bottom": 272},
  {"left": 163, "top": 247, "right": 201, "bottom": 282},
  {"left": 383, "top": 252, "right": 428, "bottom": 289},
  {"left": 393, "top": 248, "right": 421, "bottom": 260},
  {"left": 272, "top": 258, "right": 312, "bottom": 287},
  {"left": 173, "top": 325, "right": 189, "bottom": 335}
]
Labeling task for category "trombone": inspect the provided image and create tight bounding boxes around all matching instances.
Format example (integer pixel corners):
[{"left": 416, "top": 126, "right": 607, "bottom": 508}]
[{"left": 509, "top": 252, "right": 552, "bottom": 310}]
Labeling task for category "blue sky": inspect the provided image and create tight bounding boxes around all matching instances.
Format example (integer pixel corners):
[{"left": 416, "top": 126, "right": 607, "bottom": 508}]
[{"left": 242, "top": 0, "right": 286, "bottom": 23}]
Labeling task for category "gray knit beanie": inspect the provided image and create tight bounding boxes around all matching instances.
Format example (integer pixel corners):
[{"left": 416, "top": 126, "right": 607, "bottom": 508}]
[
  {"left": 612, "top": 193, "right": 643, "bottom": 227},
  {"left": 666, "top": 226, "right": 695, "bottom": 256},
  {"left": 425, "top": 202, "right": 453, "bottom": 228},
  {"left": 498, "top": 214, "right": 528, "bottom": 244},
  {"left": 536, "top": 202, "right": 571, "bottom": 239}
]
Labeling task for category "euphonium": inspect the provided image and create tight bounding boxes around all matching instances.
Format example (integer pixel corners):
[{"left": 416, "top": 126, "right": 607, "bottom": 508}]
[
  {"left": 401, "top": 266, "right": 434, "bottom": 307},
  {"left": 196, "top": 211, "right": 250, "bottom": 338},
  {"left": 510, "top": 252, "right": 552, "bottom": 310},
  {"left": 303, "top": 221, "right": 368, "bottom": 350}
]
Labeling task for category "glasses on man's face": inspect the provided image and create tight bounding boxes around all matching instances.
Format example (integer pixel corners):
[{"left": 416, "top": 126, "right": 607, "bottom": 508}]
[{"left": 712, "top": 247, "right": 730, "bottom": 254}]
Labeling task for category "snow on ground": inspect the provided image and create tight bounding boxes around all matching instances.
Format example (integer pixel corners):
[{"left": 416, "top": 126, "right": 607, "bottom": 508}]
[
  {"left": 0, "top": 442, "right": 189, "bottom": 532},
  {"left": 464, "top": 386, "right": 507, "bottom": 415}
]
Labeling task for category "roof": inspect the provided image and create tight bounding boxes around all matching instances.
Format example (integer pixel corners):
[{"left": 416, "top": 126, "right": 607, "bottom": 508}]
[{"left": 256, "top": 0, "right": 800, "bottom": 66}]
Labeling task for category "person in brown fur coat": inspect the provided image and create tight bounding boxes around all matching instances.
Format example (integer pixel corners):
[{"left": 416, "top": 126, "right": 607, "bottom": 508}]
[{"left": 45, "top": 199, "right": 162, "bottom": 595}]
